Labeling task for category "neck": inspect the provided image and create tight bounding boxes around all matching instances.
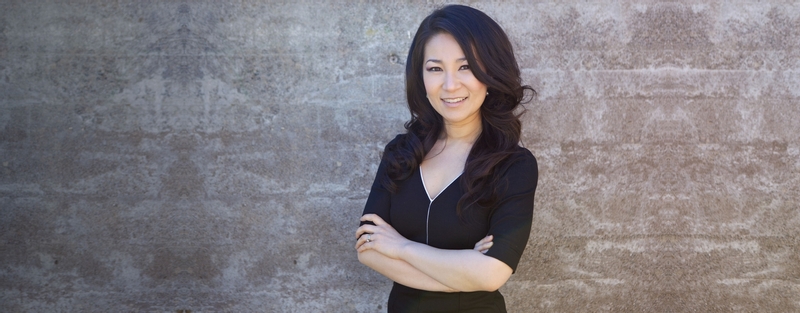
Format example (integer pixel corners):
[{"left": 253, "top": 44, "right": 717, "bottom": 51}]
[{"left": 441, "top": 114, "right": 482, "bottom": 144}]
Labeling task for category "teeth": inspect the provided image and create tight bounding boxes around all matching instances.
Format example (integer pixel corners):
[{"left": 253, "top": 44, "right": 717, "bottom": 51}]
[{"left": 442, "top": 97, "right": 466, "bottom": 103}]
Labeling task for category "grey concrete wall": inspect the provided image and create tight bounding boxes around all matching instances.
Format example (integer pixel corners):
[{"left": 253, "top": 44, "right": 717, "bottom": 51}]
[{"left": 0, "top": 1, "right": 798, "bottom": 312}]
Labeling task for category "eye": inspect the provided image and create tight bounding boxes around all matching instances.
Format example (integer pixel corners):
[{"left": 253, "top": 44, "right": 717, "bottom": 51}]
[
  {"left": 459, "top": 64, "right": 470, "bottom": 70},
  {"left": 426, "top": 66, "right": 442, "bottom": 72}
]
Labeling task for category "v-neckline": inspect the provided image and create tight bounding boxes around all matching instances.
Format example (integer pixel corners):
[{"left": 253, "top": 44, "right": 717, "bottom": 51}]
[{"left": 419, "top": 167, "right": 462, "bottom": 202}]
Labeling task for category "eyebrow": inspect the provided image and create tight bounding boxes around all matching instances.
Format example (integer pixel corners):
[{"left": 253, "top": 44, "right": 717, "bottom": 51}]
[{"left": 425, "top": 57, "right": 467, "bottom": 64}]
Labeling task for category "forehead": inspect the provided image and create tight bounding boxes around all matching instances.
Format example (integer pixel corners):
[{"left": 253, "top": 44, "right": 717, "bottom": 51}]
[{"left": 423, "top": 33, "right": 466, "bottom": 59}]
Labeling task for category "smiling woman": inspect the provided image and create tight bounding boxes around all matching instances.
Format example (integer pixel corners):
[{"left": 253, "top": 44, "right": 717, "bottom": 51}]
[
  {"left": 422, "top": 33, "right": 487, "bottom": 131},
  {"left": 355, "top": 4, "right": 538, "bottom": 312}
]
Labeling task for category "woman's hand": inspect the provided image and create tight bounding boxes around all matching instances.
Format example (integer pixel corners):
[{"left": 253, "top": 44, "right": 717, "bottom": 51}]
[
  {"left": 355, "top": 214, "right": 413, "bottom": 259},
  {"left": 473, "top": 235, "right": 493, "bottom": 254}
]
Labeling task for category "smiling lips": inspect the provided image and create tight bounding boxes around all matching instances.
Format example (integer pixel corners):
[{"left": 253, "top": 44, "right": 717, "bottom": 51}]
[{"left": 442, "top": 97, "right": 467, "bottom": 104}]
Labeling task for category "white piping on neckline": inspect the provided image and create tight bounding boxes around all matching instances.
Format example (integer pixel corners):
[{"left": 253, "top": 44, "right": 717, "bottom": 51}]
[{"left": 420, "top": 167, "right": 462, "bottom": 244}]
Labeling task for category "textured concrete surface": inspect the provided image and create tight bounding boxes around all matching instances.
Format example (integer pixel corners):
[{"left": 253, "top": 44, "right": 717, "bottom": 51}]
[{"left": 0, "top": 1, "right": 798, "bottom": 312}]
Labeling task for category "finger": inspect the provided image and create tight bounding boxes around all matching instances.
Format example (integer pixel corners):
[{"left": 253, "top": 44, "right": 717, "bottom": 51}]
[
  {"left": 357, "top": 240, "right": 374, "bottom": 253},
  {"left": 475, "top": 235, "right": 493, "bottom": 245},
  {"left": 355, "top": 236, "right": 365, "bottom": 250},
  {"left": 474, "top": 241, "right": 493, "bottom": 251},
  {"left": 474, "top": 235, "right": 493, "bottom": 248},
  {"left": 355, "top": 225, "right": 377, "bottom": 239},
  {"left": 480, "top": 249, "right": 488, "bottom": 254},
  {"left": 355, "top": 233, "right": 372, "bottom": 250},
  {"left": 360, "top": 214, "right": 387, "bottom": 226}
]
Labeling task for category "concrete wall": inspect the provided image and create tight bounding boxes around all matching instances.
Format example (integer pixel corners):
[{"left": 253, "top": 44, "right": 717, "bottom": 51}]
[{"left": 1, "top": 1, "right": 798, "bottom": 312}]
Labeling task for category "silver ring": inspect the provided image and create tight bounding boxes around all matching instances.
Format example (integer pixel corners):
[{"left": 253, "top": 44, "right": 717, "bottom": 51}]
[{"left": 367, "top": 234, "right": 372, "bottom": 242}]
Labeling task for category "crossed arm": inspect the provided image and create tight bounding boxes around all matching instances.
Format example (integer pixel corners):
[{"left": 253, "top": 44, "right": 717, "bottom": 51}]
[{"left": 355, "top": 214, "right": 512, "bottom": 292}]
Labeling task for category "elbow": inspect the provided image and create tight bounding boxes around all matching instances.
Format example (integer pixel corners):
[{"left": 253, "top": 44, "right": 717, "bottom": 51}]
[
  {"left": 464, "top": 276, "right": 507, "bottom": 292},
  {"left": 482, "top": 279, "right": 508, "bottom": 292},
  {"left": 477, "top": 260, "right": 513, "bottom": 292},
  {"left": 477, "top": 275, "right": 508, "bottom": 292}
]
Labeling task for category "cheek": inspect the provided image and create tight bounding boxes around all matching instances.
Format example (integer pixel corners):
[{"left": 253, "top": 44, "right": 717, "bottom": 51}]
[
  {"left": 459, "top": 73, "right": 484, "bottom": 91},
  {"left": 422, "top": 75, "right": 436, "bottom": 95},
  {"left": 469, "top": 79, "right": 487, "bottom": 93}
]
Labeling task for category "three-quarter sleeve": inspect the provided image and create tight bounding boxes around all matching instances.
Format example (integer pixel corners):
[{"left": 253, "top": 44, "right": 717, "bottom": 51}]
[
  {"left": 361, "top": 157, "right": 392, "bottom": 226},
  {"left": 483, "top": 149, "right": 538, "bottom": 272},
  {"left": 361, "top": 135, "right": 403, "bottom": 226}
]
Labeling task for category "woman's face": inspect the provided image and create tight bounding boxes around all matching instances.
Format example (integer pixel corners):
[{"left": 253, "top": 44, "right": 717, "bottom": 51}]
[{"left": 422, "top": 33, "right": 487, "bottom": 128}]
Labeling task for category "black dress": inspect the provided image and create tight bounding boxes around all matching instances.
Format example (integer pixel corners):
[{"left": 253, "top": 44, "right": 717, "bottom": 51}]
[{"left": 362, "top": 135, "right": 539, "bottom": 313}]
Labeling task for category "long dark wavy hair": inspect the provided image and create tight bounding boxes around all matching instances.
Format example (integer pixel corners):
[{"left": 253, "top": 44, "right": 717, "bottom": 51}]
[{"left": 381, "top": 4, "right": 535, "bottom": 214}]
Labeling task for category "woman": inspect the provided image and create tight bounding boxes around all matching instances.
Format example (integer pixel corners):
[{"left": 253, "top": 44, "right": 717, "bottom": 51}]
[{"left": 355, "top": 5, "right": 538, "bottom": 312}]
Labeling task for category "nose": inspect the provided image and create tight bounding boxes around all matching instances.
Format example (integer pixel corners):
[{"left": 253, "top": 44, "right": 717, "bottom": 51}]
[{"left": 443, "top": 71, "right": 461, "bottom": 91}]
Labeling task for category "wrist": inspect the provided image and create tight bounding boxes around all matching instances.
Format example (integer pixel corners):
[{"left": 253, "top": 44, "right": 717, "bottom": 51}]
[{"left": 396, "top": 239, "right": 416, "bottom": 260}]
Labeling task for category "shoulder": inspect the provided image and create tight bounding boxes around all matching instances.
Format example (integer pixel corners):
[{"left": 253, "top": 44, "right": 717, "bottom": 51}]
[
  {"left": 387, "top": 133, "right": 406, "bottom": 146},
  {"left": 505, "top": 146, "right": 538, "bottom": 174},
  {"left": 499, "top": 147, "right": 538, "bottom": 187},
  {"left": 378, "top": 133, "right": 416, "bottom": 183},
  {"left": 513, "top": 146, "right": 536, "bottom": 164},
  {"left": 382, "top": 133, "right": 409, "bottom": 152}
]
